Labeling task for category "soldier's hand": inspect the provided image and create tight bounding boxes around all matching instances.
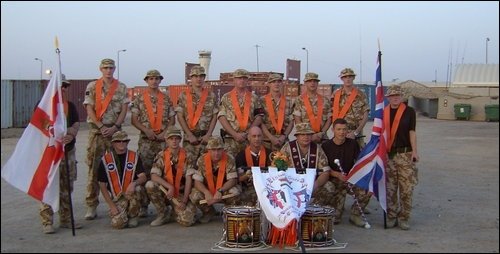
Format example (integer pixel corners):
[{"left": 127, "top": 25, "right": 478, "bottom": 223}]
[
  {"left": 346, "top": 132, "right": 356, "bottom": 140},
  {"left": 109, "top": 205, "right": 120, "bottom": 217},
  {"left": 186, "top": 133, "right": 198, "bottom": 144},
  {"left": 271, "top": 136, "right": 281, "bottom": 146},
  {"left": 145, "top": 129, "right": 156, "bottom": 140},
  {"left": 200, "top": 135, "right": 210, "bottom": 145},
  {"left": 235, "top": 132, "right": 246, "bottom": 142}
]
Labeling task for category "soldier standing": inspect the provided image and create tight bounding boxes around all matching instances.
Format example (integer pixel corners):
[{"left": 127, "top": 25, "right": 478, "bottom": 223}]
[
  {"left": 83, "top": 58, "right": 129, "bottom": 220},
  {"left": 131, "top": 69, "right": 175, "bottom": 217},
  {"left": 260, "top": 73, "right": 295, "bottom": 152},
  {"left": 176, "top": 66, "right": 218, "bottom": 171},
  {"left": 218, "top": 68, "right": 264, "bottom": 158},
  {"left": 293, "top": 72, "right": 332, "bottom": 144}
]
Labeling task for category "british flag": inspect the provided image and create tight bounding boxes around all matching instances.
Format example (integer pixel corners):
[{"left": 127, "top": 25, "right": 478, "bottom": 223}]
[{"left": 346, "top": 50, "right": 387, "bottom": 212}]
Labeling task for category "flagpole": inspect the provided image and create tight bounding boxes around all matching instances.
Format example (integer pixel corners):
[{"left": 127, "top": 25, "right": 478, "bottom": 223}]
[
  {"left": 56, "top": 37, "right": 76, "bottom": 236},
  {"left": 377, "top": 40, "right": 388, "bottom": 229}
]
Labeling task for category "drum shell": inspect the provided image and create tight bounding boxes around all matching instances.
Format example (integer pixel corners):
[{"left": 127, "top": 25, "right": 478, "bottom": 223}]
[
  {"left": 301, "top": 206, "right": 335, "bottom": 243},
  {"left": 223, "top": 206, "right": 261, "bottom": 247}
]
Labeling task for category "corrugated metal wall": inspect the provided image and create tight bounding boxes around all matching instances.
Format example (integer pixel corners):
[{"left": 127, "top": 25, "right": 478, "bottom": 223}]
[
  {"left": 1, "top": 80, "right": 13, "bottom": 128},
  {"left": 13, "top": 80, "right": 44, "bottom": 127},
  {"left": 43, "top": 79, "right": 93, "bottom": 122}
]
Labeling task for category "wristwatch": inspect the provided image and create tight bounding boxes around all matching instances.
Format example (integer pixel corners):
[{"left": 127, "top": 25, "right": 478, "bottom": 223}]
[{"left": 217, "top": 188, "right": 223, "bottom": 194}]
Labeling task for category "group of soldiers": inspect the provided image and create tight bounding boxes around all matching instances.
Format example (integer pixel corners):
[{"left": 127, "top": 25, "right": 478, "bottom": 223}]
[{"left": 40, "top": 57, "right": 419, "bottom": 234}]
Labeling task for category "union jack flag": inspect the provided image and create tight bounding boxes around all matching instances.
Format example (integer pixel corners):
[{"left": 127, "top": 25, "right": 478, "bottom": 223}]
[{"left": 346, "top": 50, "right": 387, "bottom": 212}]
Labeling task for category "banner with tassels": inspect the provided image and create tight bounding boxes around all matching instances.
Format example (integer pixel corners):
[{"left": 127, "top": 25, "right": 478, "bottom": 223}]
[{"left": 252, "top": 166, "right": 316, "bottom": 247}]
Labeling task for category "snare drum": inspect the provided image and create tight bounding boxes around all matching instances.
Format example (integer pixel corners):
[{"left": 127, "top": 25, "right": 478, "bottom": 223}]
[
  {"left": 223, "top": 206, "right": 261, "bottom": 248},
  {"left": 301, "top": 205, "right": 335, "bottom": 247}
]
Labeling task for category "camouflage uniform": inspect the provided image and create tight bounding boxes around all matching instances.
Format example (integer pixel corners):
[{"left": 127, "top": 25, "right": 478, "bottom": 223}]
[
  {"left": 83, "top": 64, "right": 129, "bottom": 210},
  {"left": 218, "top": 69, "right": 264, "bottom": 158},
  {"left": 260, "top": 74, "right": 295, "bottom": 152},
  {"left": 191, "top": 137, "right": 241, "bottom": 219},
  {"left": 293, "top": 73, "right": 332, "bottom": 141},
  {"left": 39, "top": 147, "right": 77, "bottom": 226},
  {"left": 108, "top": 190, "right": 142, "bottom": 229},
  {"left": 175, "top": 78, "right": 218, "bottom": 170},
  {"left": 386, "top": 152, "right": 418, "bottom": 223},
  {"left": 146, "top": 149, "right": 197, "bottom": 227}
]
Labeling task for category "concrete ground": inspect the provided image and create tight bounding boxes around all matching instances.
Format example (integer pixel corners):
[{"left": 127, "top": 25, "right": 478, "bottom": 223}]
[{"left": 1, "top": 115, "right": 499, "bottom": 253}]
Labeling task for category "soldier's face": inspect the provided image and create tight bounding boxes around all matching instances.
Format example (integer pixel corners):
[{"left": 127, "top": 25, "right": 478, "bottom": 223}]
[
  {"left": 166, "top": 136, "right": 181, "bottom": 149},
  {"left": 333, "top": 124, "right": 347, "bottom": 141},
  {"left": 210, "top": 148, "right": 224, "bottom": 162},
  {"left": 341, "top": 75, "right": 355, "bottom": 86},
  {"left": 388, "top": 94, "right": 402, "bottom": 107},
  {"left": 146, "top": 76, "right": 162, "bottom": 88},
  {"left": 296, "top": 134, "right": 312, "bottom": 146},
  {"left": 248, "top": 129, "right": 263, "bottom": 147},
  {"left": 190, "top": 75, "right": 205, "bottom": 87},
  {"left": 100, "top": 66, "right": 115, "bottom": 79},
  {"left": 269, "top": 80, "right": 282, "bottom": 93},
  {"left": 234, "top": 77, "right": 248, "bottom": 88},
  {"left": 305, "top": 80, "right": 318, "bottom": 92}
]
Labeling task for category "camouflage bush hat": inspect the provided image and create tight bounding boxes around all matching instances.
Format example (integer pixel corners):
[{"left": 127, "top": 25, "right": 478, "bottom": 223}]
[
  {"left": 267, "top": 73, "right": 283, "bottom": 83},
  {"left": 165, "top": 126, "right": 182, "bottom": 139},
  {"left": 111, "top": 131, "right": 130, "bottom": 142},
  {"left": 233, "top": 69, "right": 250, "bottom": 78},
  {"left": 294, "top": 123, "right": 315, "bottom": 136},
  {"left": 189, "top": 66, "right": 206, "bottom": 77},
  {"left": 339, "top": 68, "right": 356, "bottom": 78},
  {"left": 206, "top": 136, "right": 224, "bottom": 150},
  {"left": 385, "top": 85, "right": 403, "bottom": 97},
  {"left": 100, "top": 58, "right": 115, "bottom": 68},
  {"left": 304, "top": 72, "right": 320, "bottom": 82},
  {"left": 61, "top": 74, "right": 70, "bottom": 85},
  {"left": 144, "top": 69, "right": 164, "bottom": 81}
]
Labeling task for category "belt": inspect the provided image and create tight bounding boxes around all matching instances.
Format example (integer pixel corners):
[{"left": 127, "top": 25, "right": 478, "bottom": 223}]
[
  {"left": 389, "top": 147, "right": 412, "bottom": 158},
  {"left": 191, "top": 130, "right": 208, "bottom": 138}
]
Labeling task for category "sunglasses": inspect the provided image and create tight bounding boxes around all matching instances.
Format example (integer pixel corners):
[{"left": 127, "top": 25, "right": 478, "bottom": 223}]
[
  {"left": 148, "top": 77, "right": 161, "bottom": 80},
  {"left": 113, "top": 140, "right": 129, "bottom": 143}
]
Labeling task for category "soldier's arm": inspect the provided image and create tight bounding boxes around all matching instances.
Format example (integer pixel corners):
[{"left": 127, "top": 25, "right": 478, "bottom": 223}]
[
  {"left": 86, "top": 104, "right": 103, "bottom": 128},
  {"left": 99, "top": 182, "right": 118, "bottom": 215}
]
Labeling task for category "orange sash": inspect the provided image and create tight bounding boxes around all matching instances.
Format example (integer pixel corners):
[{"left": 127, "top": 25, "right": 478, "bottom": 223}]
[
  {"left": 164, "top": 149, "right": 186, "bottom": 198},
  {"left": 186, "top": 88, "right": 209, "bottom": 130},
  {"left": 245, "top": 146, "right": 266, "bottom": 167},
  {"left": 332, "top": 88, "right": 358, "bottom": 122},
  {"left": 204, "top": 152, "right": 227, "bottom": 195},
  {"left": 302, "top": 93, "right": 323, "bottom": 132},
  {"left": 264, "top": 94, "right": 285, "bottom": 134},
  {"left": 143, "top": 89, "right": 164, "bottom": 133},
  {"left": 95, "top": 78, "right": 118, "bottom": 121},
  {"left": 384, "top": 103, "right": 406, "bottom": 152},
  {"left": 103, "top": 150, "right": 137, "bottom": 198},
  {"left": 230, "top": 89, "right": 252, "bottom": 131}
]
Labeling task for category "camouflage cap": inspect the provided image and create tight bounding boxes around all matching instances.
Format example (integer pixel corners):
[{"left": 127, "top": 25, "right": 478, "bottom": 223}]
[
  {"left": 165, "top": 126, "right": 182, "bottom": 139},
  {"left": 385, "top": 85, "right": 403, "bottom": 97},
  {"left": 267, "top": 73, "right": 283, "bottom": 83},
  {"left": 100, "top": 58, "right": 115, "bottom": 68},
  {"left": 111, "top": 131, "right": 130, "bottom": 142},
  {"left": 189, "top": 66, "right": 206, "bottom": 77},
  {"left": 206, "top": 136, "right": 224, "bottom": 150},
  {"left": 294, "top": 123, "right": 315, "bottom": 136},
  {"left": 61, "top": 74, "right": 70, "bottom": 85},
  {"left": 233, "top": 69, "right": 250, "bottom": 78},
  {"left": 304, "top": 72, "right": 320, "bottom": 82},
  {"left": 339, "top": 68, "right": 356, "bottom": 78},
  {"left": 144, "top": 69, "right": 164, "bottom": 81}
]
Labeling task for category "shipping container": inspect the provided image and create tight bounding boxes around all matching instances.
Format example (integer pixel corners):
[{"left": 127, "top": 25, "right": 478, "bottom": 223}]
[
  {"left": 13, "top": 80, "right": 44, "bottom": 127},
  {"left": 1, "top": 80, "right": 14, "bottom": 128},
  {"left": 43, "top": 79, "right": 94, "bottom": 122}
]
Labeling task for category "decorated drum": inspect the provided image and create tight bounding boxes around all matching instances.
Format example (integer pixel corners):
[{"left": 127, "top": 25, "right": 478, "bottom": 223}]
[
  {"left": 223, "top": 206, "right": 261, "bottom": 248},
  {"left": 301, "top": 205, "right": 335, "bottom": 247}
]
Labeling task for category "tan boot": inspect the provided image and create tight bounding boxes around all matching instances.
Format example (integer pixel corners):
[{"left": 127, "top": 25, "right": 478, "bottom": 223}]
[
  {"left": 84, "top": 207, "right": 97, "bottom": 220},
  {"left": 349, "top": 214, "right": 366, "bottom": 228},
  {"left": 150, "top": 213, "right": 170, "bottom": 227},
  {"left": 399, "top": 220, "right": 410, "bottom": 230},
  {"left": 43, "top": 224, "right": 55, "bottom": 234},
  {"left": 386, "top": 218, "right": 397, "bottom": 228},
  {"left": 127, "top": 217, "right": 139, "bottom": 228}
]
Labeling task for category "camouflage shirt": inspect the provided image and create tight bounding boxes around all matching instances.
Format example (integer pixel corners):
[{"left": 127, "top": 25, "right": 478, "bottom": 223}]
[
  {"left": 260, "top": 95, "right": 295, "bottom": 135},
  {"left": 332, "top": 87, "right": 369, "bottom": 130},
  {"left": 293, "top": 93, "right": 332, "bottom": 131},
  {"left": 218, "top": 91, "right": 263, "bottom": 132},
  {"left": 130, "top": 90, "right": 175, "bottom": 137},
  {"left": 175, "top": 88, "right": 218, "bottom": 132},
  {"left": 280, "top": 141, "right": 330, "bottom": 172},
  {"left": 83, "top": 80, "right": 129, "bottom": 126},
  {"left": 192, "top": 153, "right": 238, "bottom": 183},
  {"left": 150, "top": 149, "right": 196, "bottom": 188}
]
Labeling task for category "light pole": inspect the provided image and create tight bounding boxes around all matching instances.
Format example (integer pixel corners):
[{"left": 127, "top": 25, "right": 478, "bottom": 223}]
[
  {"left": 486, "top": 38, "right": 490, "bottom": 64},
  {"left": 34, "top": 58, "right": 43, "bottom": 80},
  {"left": 117, "top": 49, "right": 127, "bottom": 81},
  {"left": 302, "top": 47, "right": 309, "bottom": 72},
  {"left": 255, "top": 44, "right": 261, "bottom": 72}
]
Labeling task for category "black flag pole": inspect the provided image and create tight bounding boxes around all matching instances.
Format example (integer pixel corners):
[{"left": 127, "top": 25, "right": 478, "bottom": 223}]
[
  {"left": 56, "top": 37, "right": 76, "bottom": 236},
  {"left": 377, "top": 39, "right": 388, "bottom": 230}
]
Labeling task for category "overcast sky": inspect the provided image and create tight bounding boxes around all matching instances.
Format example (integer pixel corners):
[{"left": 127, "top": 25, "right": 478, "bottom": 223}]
[{"left": 1, "top": 1, "right": 498, "bottom": 87}]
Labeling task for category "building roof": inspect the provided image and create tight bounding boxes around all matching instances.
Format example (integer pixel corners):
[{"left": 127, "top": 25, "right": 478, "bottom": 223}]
[
  {"left": 398, "top": 80, "right": 440, "bottom": 99},
  {"left": 453, "top": 64, "right": 499, "bottom": 87}
]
